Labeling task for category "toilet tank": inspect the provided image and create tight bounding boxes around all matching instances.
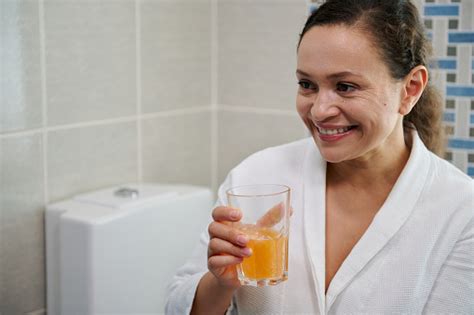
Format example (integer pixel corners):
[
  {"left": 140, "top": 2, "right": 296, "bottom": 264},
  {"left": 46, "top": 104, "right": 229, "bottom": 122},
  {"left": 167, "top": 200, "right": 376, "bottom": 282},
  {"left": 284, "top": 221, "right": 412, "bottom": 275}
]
[{"left": 46, "top": 183, "right": 213, "bottom": 315}]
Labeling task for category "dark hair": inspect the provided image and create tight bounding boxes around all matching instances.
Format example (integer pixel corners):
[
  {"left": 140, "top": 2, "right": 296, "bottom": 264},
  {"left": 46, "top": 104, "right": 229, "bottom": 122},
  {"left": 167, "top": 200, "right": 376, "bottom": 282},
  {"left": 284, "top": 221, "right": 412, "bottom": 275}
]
[{"left": 298, "top": 0, "right": 444, "bottom": 155}]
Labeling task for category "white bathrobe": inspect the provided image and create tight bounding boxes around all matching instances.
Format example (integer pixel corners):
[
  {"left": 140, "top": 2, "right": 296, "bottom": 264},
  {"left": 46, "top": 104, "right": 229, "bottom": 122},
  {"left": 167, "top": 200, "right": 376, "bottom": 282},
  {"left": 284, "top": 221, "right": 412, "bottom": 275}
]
[{"left": 166, "top": 132, "right": 474, "bottom": 314}]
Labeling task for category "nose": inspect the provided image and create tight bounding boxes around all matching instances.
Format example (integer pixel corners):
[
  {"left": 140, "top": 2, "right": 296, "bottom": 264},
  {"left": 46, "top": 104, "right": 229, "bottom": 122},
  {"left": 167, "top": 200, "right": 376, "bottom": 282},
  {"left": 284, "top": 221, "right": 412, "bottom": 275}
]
[{"left": 310, "top": 90, "right": 340, "bottom": 121}]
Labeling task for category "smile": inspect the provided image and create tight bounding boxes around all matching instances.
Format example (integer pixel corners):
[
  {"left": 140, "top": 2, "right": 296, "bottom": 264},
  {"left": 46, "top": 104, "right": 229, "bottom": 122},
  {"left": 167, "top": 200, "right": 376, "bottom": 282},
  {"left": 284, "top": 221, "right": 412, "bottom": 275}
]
[{"left": 317, "top": 125, "right": 356, "bottom": 135}]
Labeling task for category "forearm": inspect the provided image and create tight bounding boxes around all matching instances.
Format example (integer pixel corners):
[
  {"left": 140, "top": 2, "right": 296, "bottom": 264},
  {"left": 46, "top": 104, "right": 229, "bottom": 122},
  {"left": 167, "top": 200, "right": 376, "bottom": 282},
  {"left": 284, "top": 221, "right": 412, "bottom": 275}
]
[{"left": 191, "top": 272, "right": 236, "bottom": 315}]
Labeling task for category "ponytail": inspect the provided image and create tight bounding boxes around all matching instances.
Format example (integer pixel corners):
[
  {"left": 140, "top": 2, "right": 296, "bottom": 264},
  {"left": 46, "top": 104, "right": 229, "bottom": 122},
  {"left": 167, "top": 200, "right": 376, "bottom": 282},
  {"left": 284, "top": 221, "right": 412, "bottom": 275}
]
[{"left": 403, "top": 84, "right": 445, "bottom": 156}]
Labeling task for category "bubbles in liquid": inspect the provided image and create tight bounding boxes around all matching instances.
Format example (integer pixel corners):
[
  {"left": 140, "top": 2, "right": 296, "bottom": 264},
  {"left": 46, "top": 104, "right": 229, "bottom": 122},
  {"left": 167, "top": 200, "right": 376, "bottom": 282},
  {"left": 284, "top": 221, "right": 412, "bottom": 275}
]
[
  {"left": 237, "top": 224, "right": 288, "bottom": 284},
  {"left": 239, "top": 224, "right": 275, "bottom": 240}
]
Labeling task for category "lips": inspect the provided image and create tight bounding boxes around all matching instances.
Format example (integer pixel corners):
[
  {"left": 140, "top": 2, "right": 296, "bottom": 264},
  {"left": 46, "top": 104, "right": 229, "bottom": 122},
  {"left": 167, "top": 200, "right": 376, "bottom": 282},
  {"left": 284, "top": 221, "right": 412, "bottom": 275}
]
[
  {"left": 317, "top": 125, "right": 357, "bottom": 135},
  {"left": 314, "top": 124, "right": 358, "bottom": 143}
]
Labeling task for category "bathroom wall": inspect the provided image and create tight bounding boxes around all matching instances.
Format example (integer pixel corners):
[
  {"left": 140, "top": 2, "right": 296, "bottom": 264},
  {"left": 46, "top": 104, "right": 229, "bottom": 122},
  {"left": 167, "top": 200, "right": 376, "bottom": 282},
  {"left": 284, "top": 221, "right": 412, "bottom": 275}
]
[
  {"left": 1, "top": 0, "right": 212, "bottom": 314},
  {"left": 0, "top": 0, "right": 308, "bottom": 314},
  {"left": 418, "top": 0, "right": 474, "bottom": 175},
  {"left": 216, "top": 0, "right": 308, "bottom": 183}
]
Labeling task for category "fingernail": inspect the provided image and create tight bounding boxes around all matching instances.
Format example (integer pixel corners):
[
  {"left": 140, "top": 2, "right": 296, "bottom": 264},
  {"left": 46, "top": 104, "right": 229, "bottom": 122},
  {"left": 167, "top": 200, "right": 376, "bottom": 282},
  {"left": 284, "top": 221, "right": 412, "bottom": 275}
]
[
  {"left": 230, "top": 210, "right": 240, "bottom": 220},
  {"left": 236, "top": 235, "right": 248, "bottom": 246},
  {"left": 242, "top": 247, "right": 252, "bottom": 257}
]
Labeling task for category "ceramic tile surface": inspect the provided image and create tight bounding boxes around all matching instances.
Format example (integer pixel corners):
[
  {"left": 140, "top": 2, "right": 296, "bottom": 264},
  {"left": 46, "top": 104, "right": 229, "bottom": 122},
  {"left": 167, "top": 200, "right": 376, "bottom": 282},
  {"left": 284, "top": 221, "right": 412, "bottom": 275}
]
[
  {"left": 421, "top": 0, "right": 474, "bottom": 175},
  {"left": 1, "top": 0, "right": 43, "bottom": 132},
  {"left": 44, "top": 0, "right": 136, "bottom": 125},
  {"left": 218, "top": 1, "right": 307, "bottom": 110},
  {"left": 47, "top": 122, "right": 137, "bottom": 202},
  {"left": 217, "top": 110, "right": 307, "bottom": 184},
  {"left": 141, "top": 0, "right": 211, "bottom": 113},
  {"left": 142, "top": 112, "right": 212, "bottom": 186},
  {"left": 0, "top": 135, "right": 45, "bottom": 314}
]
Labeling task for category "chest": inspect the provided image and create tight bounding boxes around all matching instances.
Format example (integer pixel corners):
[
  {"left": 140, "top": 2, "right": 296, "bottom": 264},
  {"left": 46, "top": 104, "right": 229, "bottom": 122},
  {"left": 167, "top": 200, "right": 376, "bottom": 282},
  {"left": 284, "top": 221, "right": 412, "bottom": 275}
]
[
  {"left": 324, "top": 184, "right": 389, "bottom": 291},
  {"left": 233, "top": 176, "right": 449, "bottom": 313}
]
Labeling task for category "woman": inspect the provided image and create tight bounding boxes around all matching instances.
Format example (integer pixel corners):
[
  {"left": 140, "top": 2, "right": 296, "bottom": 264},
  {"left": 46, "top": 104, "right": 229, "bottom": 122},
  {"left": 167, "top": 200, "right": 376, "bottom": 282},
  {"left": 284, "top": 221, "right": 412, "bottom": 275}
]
[{"left": 166, "top": 0, "right": 473, "bottom": 313}]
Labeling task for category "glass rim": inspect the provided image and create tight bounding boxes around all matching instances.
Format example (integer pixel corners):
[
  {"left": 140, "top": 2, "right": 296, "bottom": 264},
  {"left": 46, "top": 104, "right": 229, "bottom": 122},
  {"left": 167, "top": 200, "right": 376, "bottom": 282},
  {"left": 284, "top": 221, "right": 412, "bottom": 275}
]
[{"left": 226, "top": 184, "right": 290, "bottom": 198}]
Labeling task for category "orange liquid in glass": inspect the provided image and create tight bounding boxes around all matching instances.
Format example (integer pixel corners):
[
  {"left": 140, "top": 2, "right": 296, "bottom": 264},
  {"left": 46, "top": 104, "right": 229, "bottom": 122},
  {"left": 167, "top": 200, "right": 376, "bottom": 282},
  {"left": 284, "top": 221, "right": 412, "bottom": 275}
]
[{"left": 239, "top": 226, "right": 288, "bottom": 280}]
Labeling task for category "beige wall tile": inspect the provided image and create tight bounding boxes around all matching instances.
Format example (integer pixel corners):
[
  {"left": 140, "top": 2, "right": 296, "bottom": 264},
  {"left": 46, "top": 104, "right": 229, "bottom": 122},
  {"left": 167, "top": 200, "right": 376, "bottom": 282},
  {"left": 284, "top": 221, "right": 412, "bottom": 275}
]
[
  {"left": 1, "top": 0, "right": 43, "bottom": 132},
  {"left": 141, "top": 0, "right": 211, "bottom": 113},
  {"left": 217, "top": 110, "right": 307, "bottom": 185},
  {"left": 0, "top": 135, "right": 45, "bottom": 314},
  {"left": 44, "top": 0, "right": 136, "bottom": 125},
  {"left": 25, "top": 309, "right": 46, "bottom": 315},
  {"left": 142, "top": 112, "right": 212, "bottom": 186},
  {"left": 218, "top": 0, "right": 307, "bottom": 110},
  {"left": 47, "top": 122, "right": 137, "bottom": 202}
]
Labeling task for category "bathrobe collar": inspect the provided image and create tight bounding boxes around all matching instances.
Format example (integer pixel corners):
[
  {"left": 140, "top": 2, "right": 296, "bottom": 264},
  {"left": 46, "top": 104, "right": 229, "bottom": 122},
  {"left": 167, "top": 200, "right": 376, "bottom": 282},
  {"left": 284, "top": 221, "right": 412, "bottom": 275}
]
[{"left": 302, "top": 131, "right": 432, "bottom": 313}]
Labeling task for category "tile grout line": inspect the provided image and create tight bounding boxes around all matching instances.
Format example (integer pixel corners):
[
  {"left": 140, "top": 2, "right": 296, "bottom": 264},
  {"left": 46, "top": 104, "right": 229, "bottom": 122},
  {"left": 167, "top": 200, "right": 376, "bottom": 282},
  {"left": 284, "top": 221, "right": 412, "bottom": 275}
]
[
  {"left": 140, "top": 106, "right": 212, "bottom": 119},
  {"left": 0, "top": 107, "right": 213, "bottom": 139},
  {"left": 43, "top": 116, "right": 137, "bottom": 132},
  {"left": 0, "top": 103, "right": 293, "bottom": 140},
  {"left": 211, "top": 0, "right": 218, "bottom": 193},
  {"left": 219, "top": 104, "right": 297, "bottom": 116},
  {"left": 25, "top": 308, "right": 46, "bottom": 315},
  {"left": 136, "top": 0, "right": 143, "bottom": 184},
  {"left": 0, "top": 103, "right": 295, "bottom": 140},
  {"left": 39, "top": 0, "right": 49, "bottom": 205},
  {"left": 0, "top": 128, "right": 45, "bottom": 139}
]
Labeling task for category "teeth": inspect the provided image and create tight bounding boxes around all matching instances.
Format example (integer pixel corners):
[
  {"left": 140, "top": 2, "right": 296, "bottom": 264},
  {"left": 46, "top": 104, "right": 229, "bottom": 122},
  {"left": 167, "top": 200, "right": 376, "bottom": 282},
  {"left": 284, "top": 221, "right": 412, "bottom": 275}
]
[{"left": 318, "top": 126, "right": 352, "bottom": 135}]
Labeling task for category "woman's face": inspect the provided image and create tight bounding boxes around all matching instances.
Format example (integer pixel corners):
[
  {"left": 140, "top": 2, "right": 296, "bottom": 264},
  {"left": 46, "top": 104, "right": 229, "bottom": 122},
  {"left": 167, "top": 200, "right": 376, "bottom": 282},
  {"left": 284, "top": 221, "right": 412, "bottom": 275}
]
[{"left": 296, "top": 25, "right": 406, "bottom": 164}]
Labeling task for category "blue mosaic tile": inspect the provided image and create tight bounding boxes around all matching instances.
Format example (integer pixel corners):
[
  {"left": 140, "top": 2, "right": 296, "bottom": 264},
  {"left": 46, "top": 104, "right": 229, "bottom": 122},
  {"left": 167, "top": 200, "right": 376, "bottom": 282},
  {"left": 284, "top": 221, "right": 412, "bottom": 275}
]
[
  {"left": 448, "top": 32, "right": 474, "bottom": 43},
  {"left": 446, "top": 85, "right": 474, "bottom": 97},
  {"left": 444, "top": 112, "right": 456, "bottom": 122},
  {"left": 424, "top": 4, "right": 460, "bottom": 16},
  {"left": 448, "top": 139, "right": 474, "bottom": 150},
  {"left": 432, "top": 58, "right": 457, "bottom": 70},
  {"left": 468, "top": 167, "right": 474, "bottom": 176}
]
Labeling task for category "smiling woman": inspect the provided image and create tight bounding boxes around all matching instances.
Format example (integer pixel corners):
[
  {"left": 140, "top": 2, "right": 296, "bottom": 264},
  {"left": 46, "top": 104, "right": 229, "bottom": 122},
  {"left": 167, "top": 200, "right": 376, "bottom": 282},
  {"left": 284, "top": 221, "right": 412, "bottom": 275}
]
[
  {"left": 166, "top": 1, "right": 474, "bottom": 314},
  {"left": 296, "top": 25, "right": 416, "bottom": 165},
  {"left": 298, "top": 0, "right": 444, "bottom": 158}
]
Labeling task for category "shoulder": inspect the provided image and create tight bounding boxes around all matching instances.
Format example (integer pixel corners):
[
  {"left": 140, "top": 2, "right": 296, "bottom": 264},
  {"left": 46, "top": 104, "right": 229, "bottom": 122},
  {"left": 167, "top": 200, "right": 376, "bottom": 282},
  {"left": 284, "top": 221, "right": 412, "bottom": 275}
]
[
  {"left": 428, "top": 152, "right": 473, "bottom": 197},
  {"left": 409, "top": 131, "right": 472, "bottom": 216},
  {"left": 424, "top": 151, "right": 473, "bottom": 219}
]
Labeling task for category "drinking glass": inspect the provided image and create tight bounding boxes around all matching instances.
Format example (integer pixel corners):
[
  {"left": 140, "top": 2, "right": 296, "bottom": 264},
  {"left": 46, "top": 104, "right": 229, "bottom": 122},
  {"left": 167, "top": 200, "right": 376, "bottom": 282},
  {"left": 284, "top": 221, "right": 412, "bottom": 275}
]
[{"left": 226, "top": 184, "right": 291, "bottom": 287}]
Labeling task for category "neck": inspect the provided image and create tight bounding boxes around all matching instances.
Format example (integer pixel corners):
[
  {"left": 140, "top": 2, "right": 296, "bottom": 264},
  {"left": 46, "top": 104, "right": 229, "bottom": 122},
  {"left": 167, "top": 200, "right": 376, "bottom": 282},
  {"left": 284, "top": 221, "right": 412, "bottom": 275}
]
[{"left": 327, "top": 134, "right": 411, "bottom": 189}]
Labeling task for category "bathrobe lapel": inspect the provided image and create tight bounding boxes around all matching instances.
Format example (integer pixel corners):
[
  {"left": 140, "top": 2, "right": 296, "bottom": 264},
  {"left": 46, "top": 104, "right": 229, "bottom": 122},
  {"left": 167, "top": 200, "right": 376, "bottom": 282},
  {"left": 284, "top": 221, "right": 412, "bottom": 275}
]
[
  {"left": 302, "top": 139, "right": 328, "bottom": 314},
  {"left": 303, "top": 133, "right": 432, "bottom": 313}
]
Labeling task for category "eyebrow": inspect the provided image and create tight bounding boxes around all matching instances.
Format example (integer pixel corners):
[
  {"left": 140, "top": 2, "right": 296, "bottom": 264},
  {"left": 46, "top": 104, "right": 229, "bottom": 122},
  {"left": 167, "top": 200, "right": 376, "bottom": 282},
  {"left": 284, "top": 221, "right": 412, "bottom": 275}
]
[{"left": 296, "top": 69, "right": 365, "bottom": 80}]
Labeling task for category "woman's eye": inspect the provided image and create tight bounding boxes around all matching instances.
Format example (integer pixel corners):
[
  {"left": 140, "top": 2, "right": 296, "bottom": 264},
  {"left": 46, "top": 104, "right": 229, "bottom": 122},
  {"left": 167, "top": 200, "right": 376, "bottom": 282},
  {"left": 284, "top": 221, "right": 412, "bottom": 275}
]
[
  {"left": 336, "top": 83, "right": 356, "bottom": 92},
  {"left": 298, "top": 80, "right": 314, "bottom": 90}
]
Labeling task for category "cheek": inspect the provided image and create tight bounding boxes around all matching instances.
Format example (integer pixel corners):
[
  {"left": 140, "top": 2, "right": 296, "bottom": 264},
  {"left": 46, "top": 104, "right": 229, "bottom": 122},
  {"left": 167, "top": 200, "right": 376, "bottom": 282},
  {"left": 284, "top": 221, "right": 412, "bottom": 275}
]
[{"left": 296, "top": 95, "right": 310, "bottom": 117}]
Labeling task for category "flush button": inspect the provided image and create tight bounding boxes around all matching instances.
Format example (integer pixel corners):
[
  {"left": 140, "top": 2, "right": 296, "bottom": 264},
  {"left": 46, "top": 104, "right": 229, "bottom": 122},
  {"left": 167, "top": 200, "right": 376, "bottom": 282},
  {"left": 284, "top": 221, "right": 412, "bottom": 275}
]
[{"left": 114, "top": 187, "right": 139, "bottom": 199}]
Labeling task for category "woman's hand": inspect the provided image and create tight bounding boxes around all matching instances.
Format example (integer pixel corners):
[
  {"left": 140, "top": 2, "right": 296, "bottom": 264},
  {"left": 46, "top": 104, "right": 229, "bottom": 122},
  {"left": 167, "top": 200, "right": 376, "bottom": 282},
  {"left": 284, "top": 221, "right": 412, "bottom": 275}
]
[{"left": 207, "top": 206, "right": 252, "bottom": 289}]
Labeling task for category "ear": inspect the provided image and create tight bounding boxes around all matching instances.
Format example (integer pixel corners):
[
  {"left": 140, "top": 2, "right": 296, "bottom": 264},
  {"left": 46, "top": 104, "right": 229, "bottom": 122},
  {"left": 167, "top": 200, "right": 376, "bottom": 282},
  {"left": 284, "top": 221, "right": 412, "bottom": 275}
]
[{"left": 399, "top": 65, "right": 428, "bottom": 115}]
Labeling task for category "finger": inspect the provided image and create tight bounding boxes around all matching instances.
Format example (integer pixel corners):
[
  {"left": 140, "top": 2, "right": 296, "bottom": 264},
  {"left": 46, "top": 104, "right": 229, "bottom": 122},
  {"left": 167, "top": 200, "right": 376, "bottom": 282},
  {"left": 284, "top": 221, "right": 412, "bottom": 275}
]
[
  {"left": 208, "top": 255, "right": 243, "bottom": 270},
  {"left": 257, "top": 202, "right": 287, "bottom": 227},
  {"left": 208, "top": 237, "right": 252, "bottom": 258},
  {"left": 208, "top": 222, "right": 249, "bottom": 246},
  {"left": 212, "top": 206, "right": 242, "bottom": 222}
]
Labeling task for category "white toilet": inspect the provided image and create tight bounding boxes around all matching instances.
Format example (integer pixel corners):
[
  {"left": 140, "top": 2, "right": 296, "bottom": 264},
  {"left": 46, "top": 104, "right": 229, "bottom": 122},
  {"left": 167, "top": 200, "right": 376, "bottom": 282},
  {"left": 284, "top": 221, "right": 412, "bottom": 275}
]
[{"left": 45, "top": 183, "right": 213, "bottom": 315}]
